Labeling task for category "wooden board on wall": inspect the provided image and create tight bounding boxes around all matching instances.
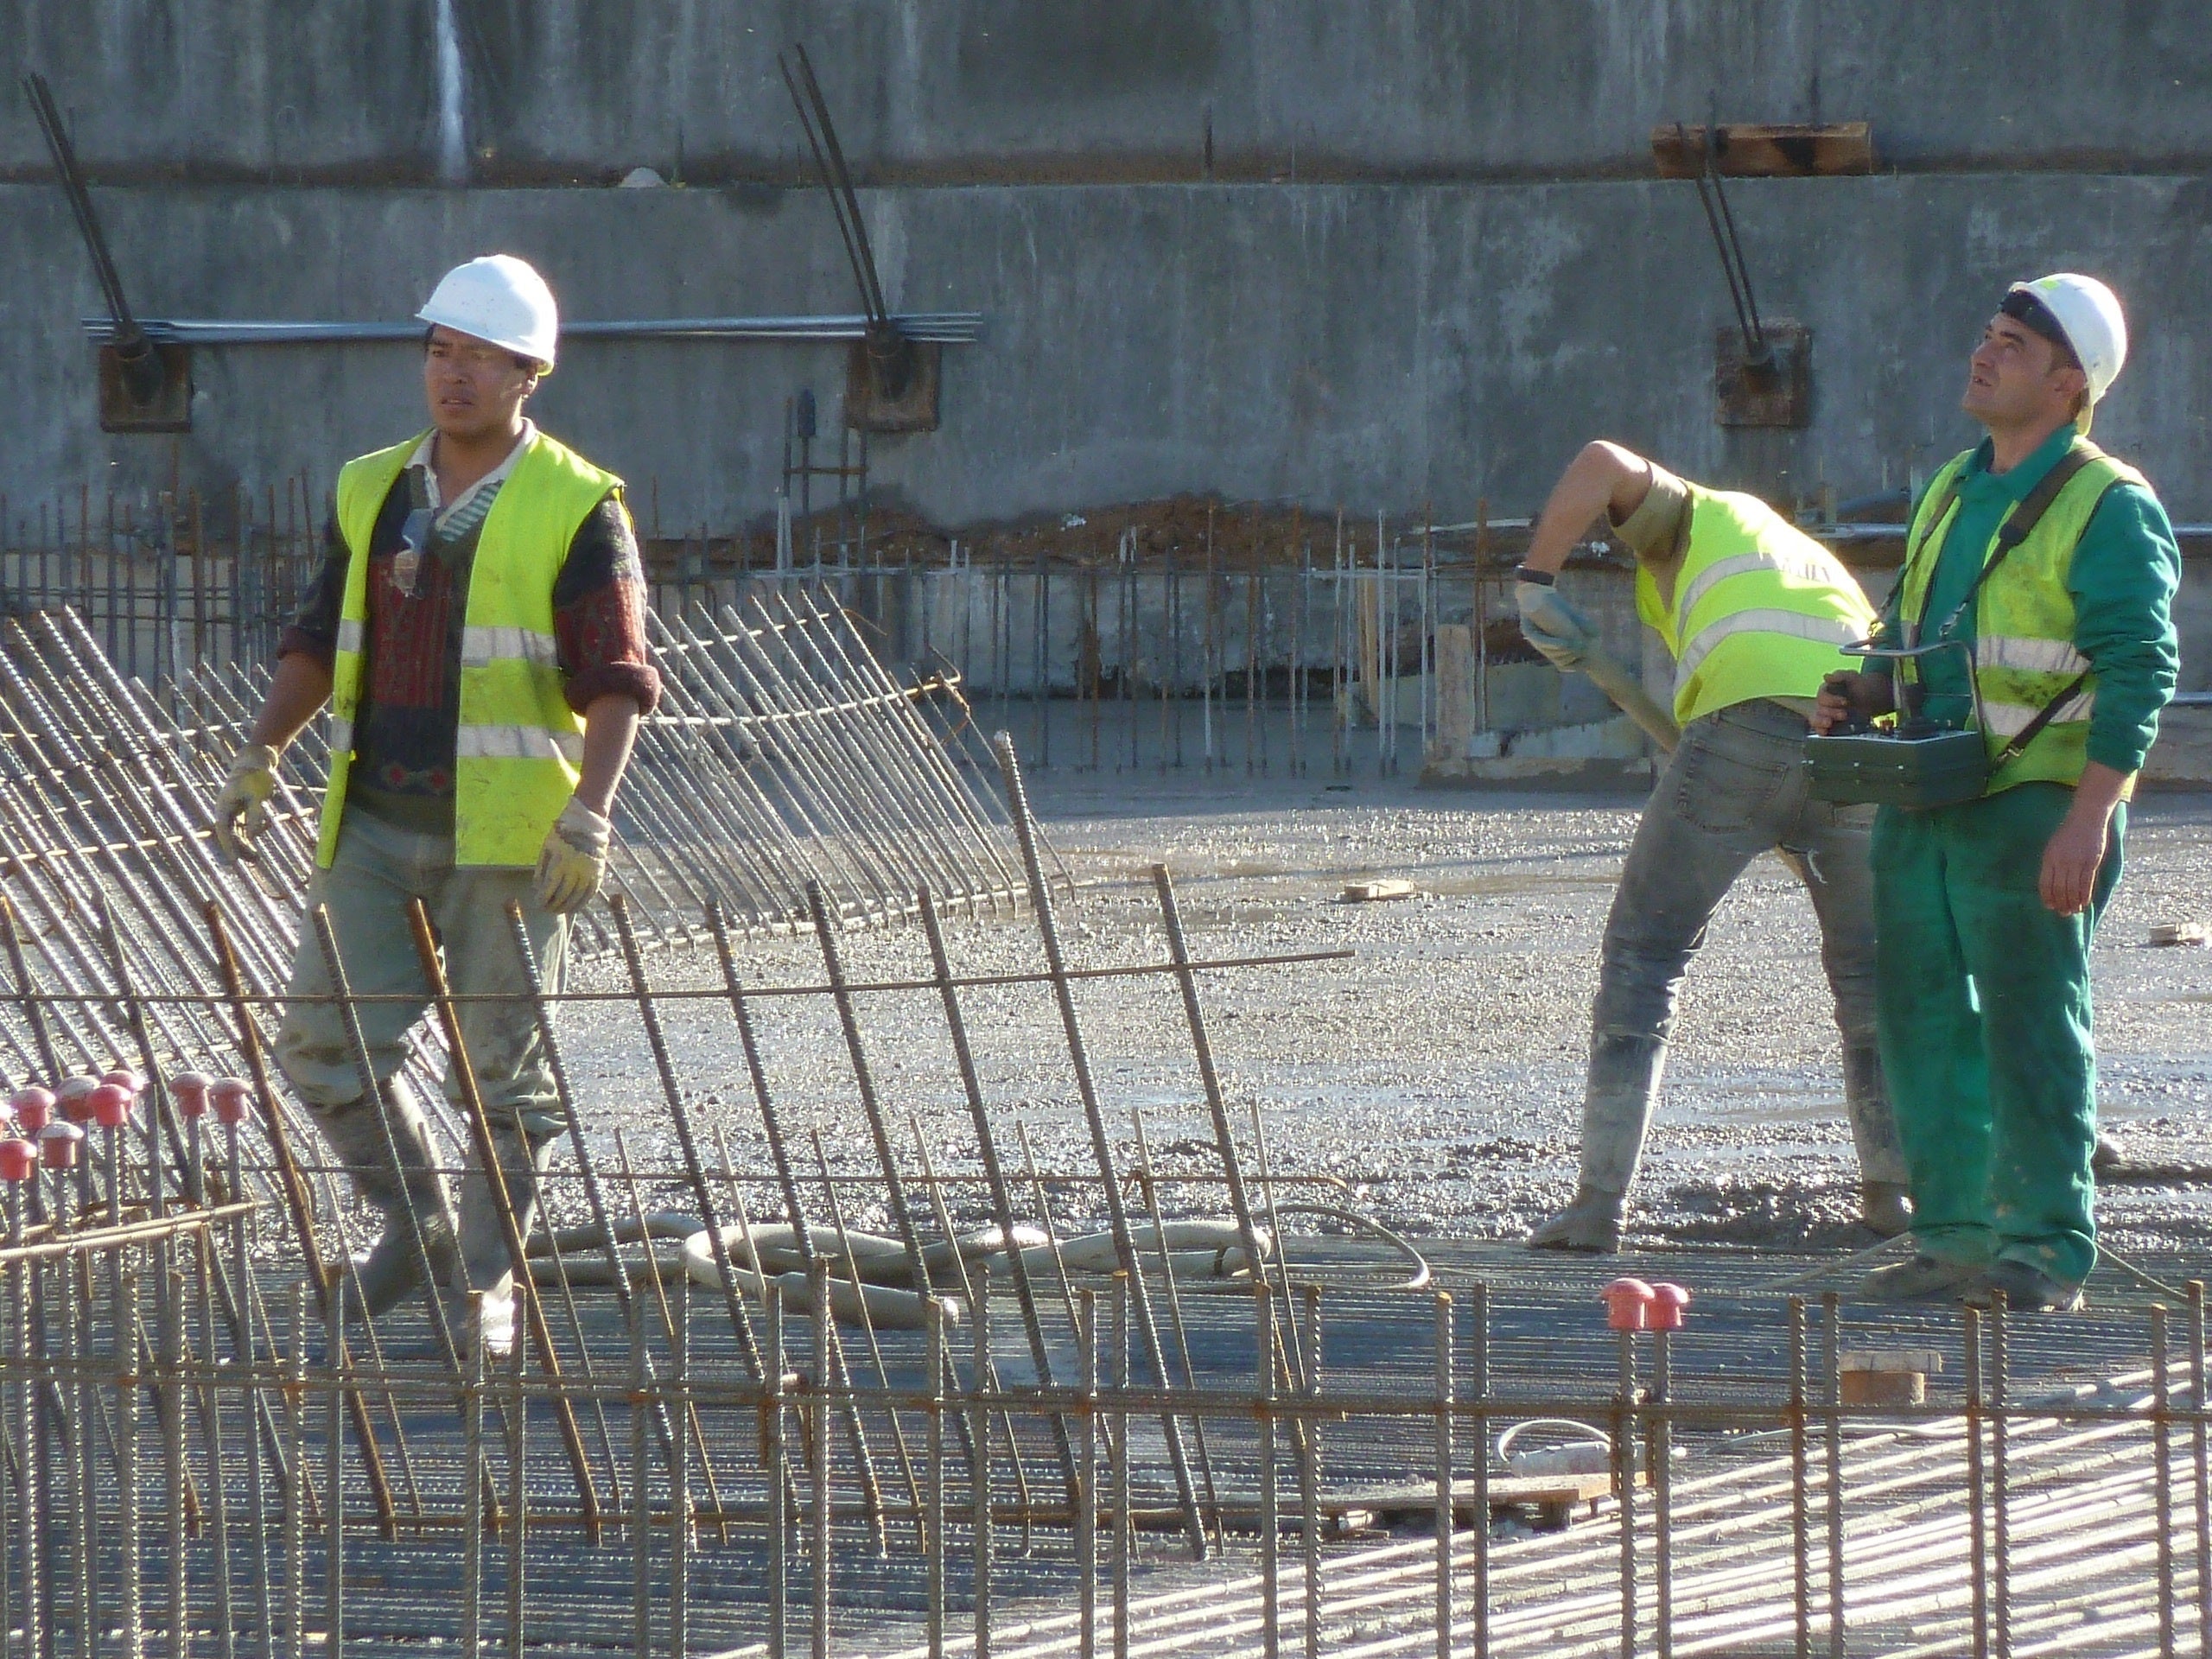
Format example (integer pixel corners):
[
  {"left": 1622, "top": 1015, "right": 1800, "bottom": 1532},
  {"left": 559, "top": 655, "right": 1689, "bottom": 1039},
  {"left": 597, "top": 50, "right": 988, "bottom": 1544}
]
[{"left": 1652, "top": 122, "right": 1876, "bottom": 178}]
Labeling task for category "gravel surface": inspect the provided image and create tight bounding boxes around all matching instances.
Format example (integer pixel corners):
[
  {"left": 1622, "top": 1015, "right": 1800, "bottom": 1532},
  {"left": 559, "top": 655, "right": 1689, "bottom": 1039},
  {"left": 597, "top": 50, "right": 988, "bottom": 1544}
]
[{"left": 556, "top": 768, "right": 2212, "bottom": 1264}]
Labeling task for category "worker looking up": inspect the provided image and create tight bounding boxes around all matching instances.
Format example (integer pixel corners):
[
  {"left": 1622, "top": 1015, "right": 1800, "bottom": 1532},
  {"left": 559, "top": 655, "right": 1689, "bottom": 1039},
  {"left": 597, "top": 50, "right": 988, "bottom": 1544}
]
[
  {"left": 209, "top": 254, "right": 660, "bottom": 1351},
  {"left": 1517, "top": 442, "right": 1908, "bottom": 1252},
  {"left": 1815, "top": 274, "right": 2178, "bottom": 1313}
]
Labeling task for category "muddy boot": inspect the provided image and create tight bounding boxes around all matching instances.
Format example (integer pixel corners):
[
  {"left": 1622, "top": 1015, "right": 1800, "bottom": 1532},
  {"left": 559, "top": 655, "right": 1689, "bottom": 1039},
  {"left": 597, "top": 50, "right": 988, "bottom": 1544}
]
[
  {"left": 1840, "top": 1039, "right": 1909, "bottom": 1189},
  {"left": 445, "top": 1126, "right": 557, "bottom": 1360},
  {"left": 1859, "top": 1180, "right": 1912, "bottom": 1238},
  {"left": 2092, "top": 1131, "right": 2125, "bottom": 1178},
  {"left": 1529, "top": 1183, "right": 1625, "bottom": 1252},
  {"left": 313, "top": 1078, "right": 457, "bottom": 1318},
  {"left": 1528, "top": 1032, "right": 1665, "bottom": 1254}
]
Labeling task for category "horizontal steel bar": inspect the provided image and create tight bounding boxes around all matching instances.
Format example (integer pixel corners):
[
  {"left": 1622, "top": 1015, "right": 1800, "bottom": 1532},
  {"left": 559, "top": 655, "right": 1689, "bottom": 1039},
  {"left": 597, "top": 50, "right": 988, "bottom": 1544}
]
[{"left": 81, "top": 312, "right": 982, "bottom": 346}]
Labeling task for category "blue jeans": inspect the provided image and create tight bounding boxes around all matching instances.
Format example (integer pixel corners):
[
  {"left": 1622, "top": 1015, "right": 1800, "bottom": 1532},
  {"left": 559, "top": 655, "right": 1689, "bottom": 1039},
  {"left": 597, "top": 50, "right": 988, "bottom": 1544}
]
[{"left": 1587, "top": 698, "right": 1904, "bottom": 1188}]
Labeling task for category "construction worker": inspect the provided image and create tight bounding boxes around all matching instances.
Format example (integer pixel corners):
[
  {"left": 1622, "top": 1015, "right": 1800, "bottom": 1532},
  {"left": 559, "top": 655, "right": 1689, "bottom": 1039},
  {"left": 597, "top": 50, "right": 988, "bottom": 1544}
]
[
  {"left": 1518, "top": 441, "right": 1910, "bottom": 1251},
  {"left": 1816, "top": 274, "right": 2179, "bottom": 1313},
  {"left": 210, "top": 254, "right": 659, "bottom": 1348}
]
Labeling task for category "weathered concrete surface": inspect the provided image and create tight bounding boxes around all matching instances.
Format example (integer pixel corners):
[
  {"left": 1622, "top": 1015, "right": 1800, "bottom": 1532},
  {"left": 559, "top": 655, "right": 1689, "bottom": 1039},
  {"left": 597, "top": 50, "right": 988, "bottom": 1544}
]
[
  {"left": 6, "top": 1, "right": 2211, "bottom": 184},
  {"left": 550, "top": 768, "right": 2212, "bottom": 1262},
  {"left": 7, "top": 172, "right": 2212, "bottom": 534}
]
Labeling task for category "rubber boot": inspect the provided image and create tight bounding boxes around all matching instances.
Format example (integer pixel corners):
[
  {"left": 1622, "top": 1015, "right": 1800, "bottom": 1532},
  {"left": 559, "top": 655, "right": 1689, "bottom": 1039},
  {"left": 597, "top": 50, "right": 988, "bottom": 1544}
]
[
  {"left": 1529, "top": 1032, "right": 1666, "bottom": 1253},
  {"left": 446, "top": 1126, "right": 557, "bottom": 1359},
  {"left": 312, "top": 1078, "right": 457, "bottom": 1318},
  {"left": 1859, "top": 1182, "right": 1913, "bottom": 1238}
]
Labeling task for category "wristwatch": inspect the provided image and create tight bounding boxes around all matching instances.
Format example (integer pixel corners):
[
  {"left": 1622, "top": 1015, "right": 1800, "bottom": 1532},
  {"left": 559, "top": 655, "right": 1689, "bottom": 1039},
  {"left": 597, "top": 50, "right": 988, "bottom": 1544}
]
[{"left": 1512, "top": 564, "right": 1556, "bottom": 586}]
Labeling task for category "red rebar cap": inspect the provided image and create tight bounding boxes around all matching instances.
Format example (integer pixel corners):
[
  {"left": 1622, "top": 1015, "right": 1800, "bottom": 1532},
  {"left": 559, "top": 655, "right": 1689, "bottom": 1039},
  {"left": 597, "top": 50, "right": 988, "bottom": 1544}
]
[
  {"left": 1647, "top": 1282, "right": 1692, "bottom": 1332},
  {"left": 89, "top": 1084, "right": 132, "bottom": 1129},
  {"left": 39, "top": 1121, "right": 83, "bottom": 1168},
  {"left": 210, "top": 1079, "right": 251, "bottom": 1126},
  {"left": 56, "top": 1077, "right": 99, "bottom": 1122},
  {"left": 11, "top": 1087, "right": 54, "bottom": 1132},
  {"left": 1602, "top": 1276, "right": 1656, "bottom": 1332},
  {"left": 101, "top": 1068, "right": 143, "bottom": 1096},
  {"left": 0, "top": 1138, "right": 35, "bottom": 1182},
  {"left": 170, "top": 1073, "right": 212, "bottom": 1119}
]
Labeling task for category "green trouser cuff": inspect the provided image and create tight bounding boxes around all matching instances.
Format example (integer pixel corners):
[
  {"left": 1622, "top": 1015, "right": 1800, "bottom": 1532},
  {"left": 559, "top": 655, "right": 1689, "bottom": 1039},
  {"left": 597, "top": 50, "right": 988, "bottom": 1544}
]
[{"left": 1872, "top": 784, "right": 2121, "bottom": 1289}]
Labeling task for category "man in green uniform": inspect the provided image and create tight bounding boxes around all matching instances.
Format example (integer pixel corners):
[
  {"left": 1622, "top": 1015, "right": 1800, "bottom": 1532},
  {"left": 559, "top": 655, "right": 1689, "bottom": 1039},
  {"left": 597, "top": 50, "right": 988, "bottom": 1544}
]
[{"left": 1816, "top": 273, "right": 2179, "bottom": 1312}]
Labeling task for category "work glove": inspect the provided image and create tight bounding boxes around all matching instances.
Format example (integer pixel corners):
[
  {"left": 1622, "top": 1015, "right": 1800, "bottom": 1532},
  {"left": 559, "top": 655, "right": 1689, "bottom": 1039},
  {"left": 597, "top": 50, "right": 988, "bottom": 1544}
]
[
  {"left": 1516, "top": 580, "right": 1595, "bottom": 672},
  {"left": 534, "top": 798, "right": 613, "bottom": 915},
  {"left": 210, "top": 743, "right": 280, "bottom": 863}
]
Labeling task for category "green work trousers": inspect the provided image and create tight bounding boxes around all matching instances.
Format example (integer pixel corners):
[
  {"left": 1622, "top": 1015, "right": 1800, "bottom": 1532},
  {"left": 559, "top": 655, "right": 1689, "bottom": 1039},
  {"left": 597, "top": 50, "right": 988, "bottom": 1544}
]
[{"left": 1872, "top": 782, "right": 2123, "bottom": 1287}]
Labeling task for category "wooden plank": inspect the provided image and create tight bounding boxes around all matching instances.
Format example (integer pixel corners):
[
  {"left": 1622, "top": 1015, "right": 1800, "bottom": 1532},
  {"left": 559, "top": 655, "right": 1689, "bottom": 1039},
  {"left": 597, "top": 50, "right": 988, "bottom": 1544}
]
[{"left": 1652, "top": 122, "right": 1876, "bottom": 178}]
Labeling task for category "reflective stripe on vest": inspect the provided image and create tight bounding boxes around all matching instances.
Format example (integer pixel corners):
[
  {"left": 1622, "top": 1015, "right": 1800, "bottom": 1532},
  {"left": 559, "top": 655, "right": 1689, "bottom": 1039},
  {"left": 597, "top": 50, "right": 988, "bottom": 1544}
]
[
  {"left": 320, "top": 429, "right": 622, "bottom": 868},
  {"left": 1896, "top": 439, "right": 2142, "bottom": 792},
  {"left": 1636, "top": 483, "right": 1878, "bottom": 726}
]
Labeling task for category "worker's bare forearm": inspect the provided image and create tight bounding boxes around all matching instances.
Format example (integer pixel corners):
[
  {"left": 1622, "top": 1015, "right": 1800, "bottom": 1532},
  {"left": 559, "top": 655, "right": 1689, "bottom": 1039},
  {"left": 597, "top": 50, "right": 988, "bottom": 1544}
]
[
  {"left": 1521, "top": 441, "right": 1657, "bottom": 575},
  {"left": 2068, "top": 760, "right": 2131, "bottom": 826},
  {"left": 572, "top": 694, "right": 643, "bottom": 817},
  {"left": 249, "top": 652, "right": 335, "bottom": 751}
]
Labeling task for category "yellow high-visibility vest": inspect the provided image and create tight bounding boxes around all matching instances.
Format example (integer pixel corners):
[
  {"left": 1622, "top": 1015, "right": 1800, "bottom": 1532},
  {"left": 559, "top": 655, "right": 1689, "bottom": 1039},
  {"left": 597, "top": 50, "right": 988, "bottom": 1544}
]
[
  {"left": 321, "top": 429, "right": 621, "bottom": 867},
  {"left": 1636, "top": 484, "right": 1877, "bottom": 725}
]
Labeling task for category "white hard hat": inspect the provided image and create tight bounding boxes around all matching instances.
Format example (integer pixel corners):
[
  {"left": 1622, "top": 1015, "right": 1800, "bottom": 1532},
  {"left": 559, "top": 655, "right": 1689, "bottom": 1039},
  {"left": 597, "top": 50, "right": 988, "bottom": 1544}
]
[
  {"left": 2005, "top": 273, "right": 2127, "bottom": 410},
  {"left": 416, "top": 254, "right": 560, "bottom": 370}
]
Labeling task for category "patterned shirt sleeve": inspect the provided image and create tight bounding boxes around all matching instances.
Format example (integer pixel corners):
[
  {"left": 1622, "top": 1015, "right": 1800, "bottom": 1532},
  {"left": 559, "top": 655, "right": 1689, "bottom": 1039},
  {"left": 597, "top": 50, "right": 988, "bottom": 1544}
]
[
  {"left": 278, "top": 507, "right": 350, "bottom": 666},
  {"left": 552, "top": 493, "right": 661, "bottom": 715}
]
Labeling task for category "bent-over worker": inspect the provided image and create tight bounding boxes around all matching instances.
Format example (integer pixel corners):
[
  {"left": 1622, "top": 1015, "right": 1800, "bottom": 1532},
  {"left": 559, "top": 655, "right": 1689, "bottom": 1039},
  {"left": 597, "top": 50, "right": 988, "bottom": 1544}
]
[
  {"left": 1518, "top": 442, "right": 1908, "bottom": 1251},
  {"left": 211, "top": 254, "right": 660, "bottom": 1349},
  {"left": 1816, "top": 274, "right": 2178, "bottom": 1313}
]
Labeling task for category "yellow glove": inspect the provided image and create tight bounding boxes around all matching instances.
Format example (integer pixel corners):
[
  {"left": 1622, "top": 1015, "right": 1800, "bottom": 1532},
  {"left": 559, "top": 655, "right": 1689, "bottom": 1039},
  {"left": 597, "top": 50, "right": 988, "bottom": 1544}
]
[
  {"left": 211, "top": 743, "right": 279, "bottom": 863},
  {"left": 534, "top": 798, "right": 613, "bottom": 914}
]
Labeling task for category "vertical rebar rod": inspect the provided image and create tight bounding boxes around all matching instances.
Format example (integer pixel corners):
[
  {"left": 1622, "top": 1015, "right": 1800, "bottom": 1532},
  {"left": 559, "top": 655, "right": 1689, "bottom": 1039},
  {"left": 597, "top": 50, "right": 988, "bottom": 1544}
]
[
  {"left": 194, "top": 1236, "right": 236, "bottom": 1659},
  {"left": 165, "top": 1263, "right": 189, "bottom": 1659},
  {"left": 1654, "top": 1315, "right": 1674, "bottom": 1659},
  {"left": 1129, "top": 1111, "right": 1219, "bottom": 1536},
  {"left": 1471, "top": 1281, "right": 1489, "bottom": 1659},
  {"left": 2158, "top": 1304, "right": 2177, "bottom": 1659},
  {"left": 1789, "top": 1296, "right": 1808, "bottom": 1659},
  {"left": 810, "top": 1259, "right": 832, "bottom": 1659},
  {"left": 917, "top": 888, "right": 1077, "bottom": 1498},
  {"left": 283, "top": 1286, "right": 305, "bottom": 1659},
  {"left": 1258, "top": 1283, "right": 1279, "bottom": 1659},
  {"left": 607, "top": 889, "right": 783, "bottom": 1419},
  {"left": 992, "top": 735, "right": 1203, "bottom": 1555},
  {"left": 1434, "top": 1289, "right": 1452, "bottom": 1659},
  {"left": 1966, "top": 1309, "right": 1988, "bottom": 1659},
  {"left": 1618, "top": 1318, "right": 1638, "bottom": 1659},
  {"left": 629, "top": 1298, "right": 652, "bottom": 1659},
  {"left": 969, "top": 1279, "right": 996, "bottom": 1659},
  {"left": 1300, "top": 1282, "right": 1321, "bottom": 1659},
  {"left": 1822, "top": 1291, "right": 1844, "bottom": 1659},
  {"left": 1074, "top": 1282, "right": 1096, "bottom": 1659},
  {"left": 1991, "top": 1290, "right": 2012, "bottom": 1657},
  {"left": 323, "top": 1266, "right": 344, "bottom": 1659},
  {"left": 8, "top": 1181, "right": 39, "bottom": 1659},
  {"left": 925, "top": 1295, "right": 945, "bottom": 1659},
  {"left": 2190, "top": 1281, "right": 2209, "bottom": 1659},
  {"left": 669, "top": 1278, "right": 690, "bottom": 1659},
  {"left": 1095, "top": 1275, "right": 1122, "bottom": 1659},
  {"left": 766, "top": 1291, "right": 788, "bottom": 1659}
]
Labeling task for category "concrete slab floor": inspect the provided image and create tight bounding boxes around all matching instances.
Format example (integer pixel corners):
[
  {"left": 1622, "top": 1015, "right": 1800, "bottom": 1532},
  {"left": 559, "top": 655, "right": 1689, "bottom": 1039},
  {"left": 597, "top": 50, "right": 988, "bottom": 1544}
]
[{"left": 551, "top": 769, "right": 2212, "bottom": 1273}]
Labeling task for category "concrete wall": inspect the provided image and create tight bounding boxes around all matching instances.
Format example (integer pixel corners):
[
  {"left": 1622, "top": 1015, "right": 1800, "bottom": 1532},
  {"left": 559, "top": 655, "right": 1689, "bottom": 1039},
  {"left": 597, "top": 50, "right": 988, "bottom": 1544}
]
[
  {"left": 8, "top": 1, "right": 2212, "bottom": 184},
  {"left": 8, "top": 173, "right": 2209, "bottom": 532},
  {"left": 3, "top": 3, "right": 2210, "bottom": 577}
]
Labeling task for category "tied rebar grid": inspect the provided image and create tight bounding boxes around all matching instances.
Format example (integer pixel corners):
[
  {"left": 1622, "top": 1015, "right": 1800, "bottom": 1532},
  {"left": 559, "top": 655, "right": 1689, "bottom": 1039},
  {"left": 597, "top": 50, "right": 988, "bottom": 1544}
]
[
  {"left": 3, "top": 1209, "right": 2209, "bottom": 1658},
  {"left": 0, "top": 727, "right": 2200, "bottom": 1656},
  {"left": 0, "top": 594, "right": 1033, "bottom": 1213}
]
